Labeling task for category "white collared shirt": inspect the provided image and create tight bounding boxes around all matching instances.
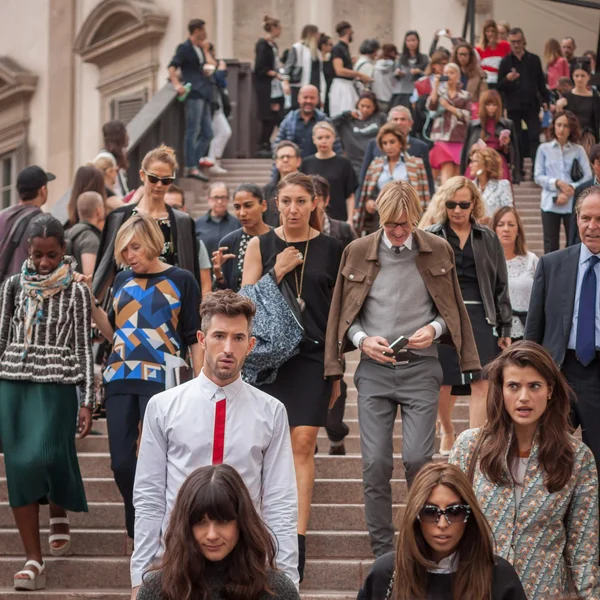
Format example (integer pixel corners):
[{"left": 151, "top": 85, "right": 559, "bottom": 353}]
[
  {"left": 428, "top": 551, "right": 459, "bottom": 574},
  {"left": 130, "top": 370, "right": 299, "bottom": 588}
]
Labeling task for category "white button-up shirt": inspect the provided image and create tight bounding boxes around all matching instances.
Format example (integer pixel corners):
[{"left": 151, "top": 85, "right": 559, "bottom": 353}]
[{"left": 130, "top": 370, "right": 299, "bottom": 587}]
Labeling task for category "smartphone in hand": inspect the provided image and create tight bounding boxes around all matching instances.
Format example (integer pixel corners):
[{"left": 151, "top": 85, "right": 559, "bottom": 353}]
[{"left": 382, "top": 335, "right": 410, "bottom": 358}]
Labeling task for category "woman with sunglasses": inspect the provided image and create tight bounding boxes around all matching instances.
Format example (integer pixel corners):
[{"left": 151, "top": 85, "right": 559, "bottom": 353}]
[
  {"left": 425, "top": 177, "right": 511, "bottom": 448},
  {"left": 450, "top": 342, "right": 600, "bottom": 600},
  {"left": 92, "top": 145, "right": 200, "bottom": 304},
  {"left": 358, "top": 462, "right": 526, "bottom": 600}
]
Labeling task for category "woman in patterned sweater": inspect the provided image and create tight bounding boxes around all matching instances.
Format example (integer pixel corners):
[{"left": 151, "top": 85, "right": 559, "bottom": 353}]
[
  {"left": 0, "top": 214, "right": 94, "bottom": 591},
  {"left": 450, "top": 341, "right": 600, "bottom": 600}
]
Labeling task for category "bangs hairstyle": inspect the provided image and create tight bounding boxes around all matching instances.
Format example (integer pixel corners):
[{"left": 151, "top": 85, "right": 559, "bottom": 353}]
[
  {"left": 451, "top": 43, "right": 479, "bottom": 77},
  {"left": 151, "top": 464, "right": 276, "bottom": 600},
  {"left": 141, "top": 144, "right": 178, "bottom": 174},
  {"left": 480, "top": 19, "right": 497, "bottom": 49},
  {"left": 429, "top": 176, "right": 485, "bottom": 224},
  {"left": 478, "top": 89, "right": 503, "bottom": 125},
  {"left": 491, "top": 206, "right": 528, "bottom": 255},
  {"left": 312, "top": 121, "right": 336, "bottom": 138},
  {"left": 395, "top": 462, "right": 494, "bottom": 600},
  {"left": 200, "top": 289, "right": 256, "bottom": 334},
  {"left": 114, "top": 213, "right": 164, "bottom": 267},
  {"left": 480, "top": 341, "right": 575, "bottom": 493},
  {"left": 376, "top": 122, "right": 407, "bottom": 152},
  {"left": 469, "top": 147, "right": 503, "bottom": 180},
  {"left": 276, "top": 172, "right": 322, "bottom": 232},
  {"left": 376, "top": 181, "right": 422, "bottom": 227},
  {"left": 550, "top": 110, "right": 581, "bottom": 144}
]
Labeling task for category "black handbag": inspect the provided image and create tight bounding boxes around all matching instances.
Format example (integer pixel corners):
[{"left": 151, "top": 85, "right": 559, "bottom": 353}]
[
  {"left": 571, "top": 158, "right": 585, "bottom": 183},
  {"left": 219, "top": 87, "right": 232, "bottom": 118},
  {"left": 289, "top": 66, "right": 302, "bottom": 85}
]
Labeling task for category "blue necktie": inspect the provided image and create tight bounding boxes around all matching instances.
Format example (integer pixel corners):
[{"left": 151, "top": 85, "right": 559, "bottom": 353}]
[{"left": 576, "top": 255, "right": 600, "bottom": 366}]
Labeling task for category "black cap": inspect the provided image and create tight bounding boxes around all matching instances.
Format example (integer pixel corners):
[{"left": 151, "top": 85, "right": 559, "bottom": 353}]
[{"left": 16, "top": 165, "right": 56, "bottom": 195}]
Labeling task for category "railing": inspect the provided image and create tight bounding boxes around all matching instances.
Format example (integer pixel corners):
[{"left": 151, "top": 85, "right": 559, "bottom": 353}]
[{"left": 126, "top": 60, "right": 259, "bottom": 188}]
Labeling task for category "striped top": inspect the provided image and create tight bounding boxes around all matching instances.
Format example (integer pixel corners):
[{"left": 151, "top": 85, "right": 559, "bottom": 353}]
[{"left": 0, "top": 274, "right": 94, "bottom": 407}]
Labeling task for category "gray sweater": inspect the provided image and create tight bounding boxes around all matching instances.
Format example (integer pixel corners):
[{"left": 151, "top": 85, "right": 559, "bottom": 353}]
[{"left": 348, "top": 239, "right": 445, "bottom": 357}]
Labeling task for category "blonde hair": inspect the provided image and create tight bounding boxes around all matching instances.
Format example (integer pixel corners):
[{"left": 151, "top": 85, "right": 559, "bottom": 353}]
[
  {"left": 429, "top": 176, "right": 486, "bottom": 224},
  {"left": 470, "top": 147, "right": 503, "bottom": 180},
  {"left": 312, "top": 121, "right": 336, "bottom": 138},
  {"left": 376, "top": 181, "right": 422, "bottom": 227},
  {"left": 114, "top": 213, "right": 165, "bottom": 267},
  {"left": 93, "top": 153, "right": 117, "bottom": 174},
  {"left": 141, "top": 144, "right": 178, "bottom": 174},
  {"left": 444, "top": 62, "right": 461, "bottom": 75}
]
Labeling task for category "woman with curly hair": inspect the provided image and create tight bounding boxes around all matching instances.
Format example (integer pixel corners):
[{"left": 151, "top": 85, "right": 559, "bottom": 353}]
[
  {"left": 358, "top": 462, "right": 526, "bottom": 600},
  {"left": 450, "top": 341, "right": 600, "bottom": 600},
  {"left": 137, "top": 464, "right": 300, "bottom": 600}
]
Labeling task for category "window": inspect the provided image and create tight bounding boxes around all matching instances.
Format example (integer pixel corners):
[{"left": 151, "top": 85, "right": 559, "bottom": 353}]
[{"left": 0, "top": 152, "right": 16, "bottom": 209}]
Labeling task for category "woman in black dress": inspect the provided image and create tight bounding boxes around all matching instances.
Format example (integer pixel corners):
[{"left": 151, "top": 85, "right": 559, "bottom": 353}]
[
  {"left": 242, "top": 172, "right": 343, "bottom": 582},
  {"left": 254, "top": 16, "right": 284, "bottom": 157}
]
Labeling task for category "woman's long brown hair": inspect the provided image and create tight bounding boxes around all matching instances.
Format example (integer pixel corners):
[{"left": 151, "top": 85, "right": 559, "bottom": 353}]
[
  {"left": 395, "top": 462, "right": 494, "bottom": 600},
  {"left": 479, "top": 341, "right": 575, "bottom": 493},
  {"left": 147, "top": 464, "right": 277, "bottom": 600},
  {"left": 478, "top": 89, "right": 503, "bottom": 133},
  {"left": 277, "top": 171, "right": 322, "bottom": 232}
]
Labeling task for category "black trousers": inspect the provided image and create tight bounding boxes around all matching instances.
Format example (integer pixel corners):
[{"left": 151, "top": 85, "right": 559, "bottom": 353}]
[
  {"left": 507, "top": 107, "right": 541, "bottom": 174},
  {"left": 105, "top": 392, "right": 152, "bottom": 538},
  {"left": 562, "top": 351, "right": 600, "bottom": 471},
  {"left": 541, "top": 210, "right": 571, "bottom": 254},
  {"left": 326, "top": 377, "right": 349, "bottom": 443}
]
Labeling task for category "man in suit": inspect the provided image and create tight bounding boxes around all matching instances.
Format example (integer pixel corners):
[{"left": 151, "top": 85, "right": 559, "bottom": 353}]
[
  {"left": 168, "top": 19, "right": 217, "bottom": 182},
  {"left": 569, "top": 144, "right": 600, "bottom": 246},
  {"left": 526, "top": 186, "right": 600, "bottom": 469},
  {"left": 358, "top": 106, "right": 434, "bottom": 197}
]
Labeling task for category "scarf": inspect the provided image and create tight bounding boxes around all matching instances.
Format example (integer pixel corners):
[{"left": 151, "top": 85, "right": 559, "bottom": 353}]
[{"left": 20, "top": 256, "right": 75, "bottom": 354}]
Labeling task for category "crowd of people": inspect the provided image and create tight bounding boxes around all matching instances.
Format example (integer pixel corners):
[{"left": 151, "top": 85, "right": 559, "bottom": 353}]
[{"left": 2, "top": 11, "right": 600, "bottom": 600}]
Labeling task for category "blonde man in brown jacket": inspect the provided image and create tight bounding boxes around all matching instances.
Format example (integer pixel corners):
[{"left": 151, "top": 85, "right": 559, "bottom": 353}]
[{"left": 324, "top": 181, "right": 479, "bottom": 557}]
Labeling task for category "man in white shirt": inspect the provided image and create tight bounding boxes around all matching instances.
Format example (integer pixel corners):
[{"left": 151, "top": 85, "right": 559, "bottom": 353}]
[{"left": 130, "top": 291, "right": 299, "bottom": 597}]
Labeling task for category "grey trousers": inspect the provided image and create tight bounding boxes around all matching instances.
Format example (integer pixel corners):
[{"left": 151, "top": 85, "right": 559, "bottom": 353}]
[{"left": 355, "top": 356, "right": 443, "bottom": 556}]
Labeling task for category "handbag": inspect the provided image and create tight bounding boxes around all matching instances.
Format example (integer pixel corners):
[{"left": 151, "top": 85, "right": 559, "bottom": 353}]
[
  {"left": 571, "top": 158, "right": 585, "bottom": 183},
  {"left": 289, "top": 65, "right": 302, "bottom": 85}
]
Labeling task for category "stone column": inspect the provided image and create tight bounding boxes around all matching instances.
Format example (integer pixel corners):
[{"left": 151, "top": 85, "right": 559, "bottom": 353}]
[{"left": 216, "top": 0, "right": 235, "bottom": 59}]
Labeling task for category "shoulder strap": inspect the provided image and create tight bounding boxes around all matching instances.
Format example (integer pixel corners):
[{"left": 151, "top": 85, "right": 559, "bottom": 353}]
[{"left": 384, "top": 570, "right": 395, "bottom": 600}]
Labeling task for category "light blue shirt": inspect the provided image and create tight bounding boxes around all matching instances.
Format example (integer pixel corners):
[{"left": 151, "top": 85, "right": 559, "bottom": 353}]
[
  {"left": 567, "top": 243, "right": 600, "bottom": 350},
  {"left": 534, "top": 140, "right": 592, "bottom": 214},
  {"left": 377, "top": 153, "right": 408, "bottom": 191}
]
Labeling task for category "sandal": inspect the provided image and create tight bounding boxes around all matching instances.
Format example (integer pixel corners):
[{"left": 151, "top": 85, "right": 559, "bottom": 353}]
[
  {"left": 13, "top": 559, "right": 46, "bottom": 591},
  {"left": 49, "top": 516, "right": 71, "bottom": 556}
]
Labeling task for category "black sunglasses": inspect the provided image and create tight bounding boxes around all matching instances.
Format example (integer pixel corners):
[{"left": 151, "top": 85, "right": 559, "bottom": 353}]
[
  {"left": 143, "top": 170, "right": 176, "bottom": 185},
  {"left": 445, "top": 201, "right": 472, "bottom": 210},
  {"left": 417, "top": 504, "right": 471, "bottom": 525}
]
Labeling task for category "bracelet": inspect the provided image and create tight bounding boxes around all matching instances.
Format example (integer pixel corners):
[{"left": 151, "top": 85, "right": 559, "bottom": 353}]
[{"left": 358, "top": 336, "right": 367, "bottom": 352}]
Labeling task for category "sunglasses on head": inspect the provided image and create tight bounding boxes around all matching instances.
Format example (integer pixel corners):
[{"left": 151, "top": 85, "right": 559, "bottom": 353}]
[
  {"left": 445, "top": 201, "right": 472, "bottom": 210},
  {"left": 418, "top": 504, "right": 471, "bottom": 525},
  {"left": 143, "top": 170, "right": 176, "bottom": 185}
]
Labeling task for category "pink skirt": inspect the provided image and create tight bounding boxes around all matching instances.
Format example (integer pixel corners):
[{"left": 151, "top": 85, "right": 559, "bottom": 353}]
[{"left": 429, "top": 141, "right": 463, "bottom": 169}]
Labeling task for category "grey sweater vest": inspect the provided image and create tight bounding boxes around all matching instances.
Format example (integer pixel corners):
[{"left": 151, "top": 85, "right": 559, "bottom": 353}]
[{"left": 351, "top": 240, "right": 441, "bottom": 357}]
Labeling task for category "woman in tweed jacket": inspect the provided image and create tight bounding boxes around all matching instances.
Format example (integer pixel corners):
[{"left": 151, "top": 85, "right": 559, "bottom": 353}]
[
  {"left": 355, "top": 122, "right": 430, "bottom": 236},
  {"left": 450, "top": 342, "right": 600, "bottom": 600},
  {"left": 0, "top": 215, "right": 94, "bottom": 591}
]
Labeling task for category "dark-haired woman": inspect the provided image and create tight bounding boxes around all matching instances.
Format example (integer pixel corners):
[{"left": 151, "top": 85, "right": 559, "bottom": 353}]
[
  {"left": 450, "top": 341, "right": 600, "bottom": 600},
  {"left": 451, "top": 42, "right": 488, "bottom": 109},
  {"left": 66, "top": 165, "right": 108, "bottom": 228},
  {"left": 358, "top": 462, "right": 527, "bottom": 600},
  {"left": 101, "top": 119, "right": 130, "bottom": 196},
  {"left": 137, "top": 464, "right": 300, "bottom": 600},
  {"left": 391, "top": 31, "right": 429, "bottom": 110},
  {"left": 242, "top": 172, "right": 343, "bottom": 582},
  {"left": 534, "top": 110, "right": 592, "bottom": 254},
  {"left": 0, "top": 214, "right": 94, "bottom": 591}
]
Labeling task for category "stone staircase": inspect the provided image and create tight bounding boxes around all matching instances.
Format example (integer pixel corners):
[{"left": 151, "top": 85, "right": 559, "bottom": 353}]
[{"left": 0, "top": 353, "right": 469, "bottom": 599}]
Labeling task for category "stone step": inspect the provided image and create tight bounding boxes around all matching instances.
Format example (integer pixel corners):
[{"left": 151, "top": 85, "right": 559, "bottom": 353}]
[
  {"left": 310, "top": 503, "right": 405, "bottom": 531},
  {"left": 0, "top": 592, "right": 357, "bottom": 600}
]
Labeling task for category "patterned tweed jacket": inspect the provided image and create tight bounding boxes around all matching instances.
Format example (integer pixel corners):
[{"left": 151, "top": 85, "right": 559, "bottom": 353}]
[
  {"left": 449, "top": 428, "right": 600, "bottom": 600},
  {"left": 355, "top": 154, "right": 430, "bottom": 236}
]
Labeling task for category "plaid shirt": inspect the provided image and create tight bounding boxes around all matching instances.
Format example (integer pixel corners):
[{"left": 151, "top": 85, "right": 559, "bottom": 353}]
[{"left": 354, "top": 154, "right": 430, "bottom": 235}]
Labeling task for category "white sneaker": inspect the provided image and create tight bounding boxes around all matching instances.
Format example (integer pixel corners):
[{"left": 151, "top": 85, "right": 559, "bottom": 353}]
[{"left": 208, "top": 164, "right": 228, "bottom": 175}]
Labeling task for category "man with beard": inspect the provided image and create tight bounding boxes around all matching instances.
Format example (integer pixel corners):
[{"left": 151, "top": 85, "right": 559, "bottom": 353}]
[{"left": 129, "top": 291, "right": 299, "bottom": 597}]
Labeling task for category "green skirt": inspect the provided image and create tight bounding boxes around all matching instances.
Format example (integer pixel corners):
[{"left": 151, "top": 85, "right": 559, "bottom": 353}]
[{"left": 0, "top": 380, "right": 88, "bottom": 511}]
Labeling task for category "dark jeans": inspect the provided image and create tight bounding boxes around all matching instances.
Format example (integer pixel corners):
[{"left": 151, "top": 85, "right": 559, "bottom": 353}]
[
  {"left": 541, "top": 210, "right": 571, "bottom": 254},
  {"left": 184, "top": 97, "right": 214, "bottom": 168},
  {"left": 326, "top": 377, "right": 349, "bottom": 443},
  {"left": 105, "top": 392, "right": 152, "bottom": 538},
  {"left": 507, "top": 107, "right": 541, "bottom": 174},
  {"left": 562, "top": 350, "right": 600, "bottom": 472}
]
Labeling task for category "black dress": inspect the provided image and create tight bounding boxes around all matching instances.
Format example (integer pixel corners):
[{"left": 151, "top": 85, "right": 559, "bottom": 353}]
[{"left": 258, "top": 230, "right": 343, "bottom": 426}]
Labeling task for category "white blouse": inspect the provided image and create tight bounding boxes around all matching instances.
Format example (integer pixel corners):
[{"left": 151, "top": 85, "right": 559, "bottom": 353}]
[
  {"left": 506, "top": 252, "right": 539, "bottom": 338},
  {"left": 479, "top": 179, "right": 514, "bottom": 218}
]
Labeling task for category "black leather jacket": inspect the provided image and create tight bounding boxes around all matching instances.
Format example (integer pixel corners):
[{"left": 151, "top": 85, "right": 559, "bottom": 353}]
[{"left": 427, "top": 221, "right": 512, "bottom": 337}]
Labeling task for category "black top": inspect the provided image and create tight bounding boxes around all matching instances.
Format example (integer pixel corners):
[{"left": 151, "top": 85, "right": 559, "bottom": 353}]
[
  {"left": 497, "top": 51, "right": 550, "bottom": 111},
  {"left": 300, "top": 155, "right": 358, "bottom": 221},
  {"left": 563, "top": 91, "right": 600, "bottom": 140},
  {"left": 131, "top": 207, "right": 174, "bottom": 265},
  {"left": 310, "top": 58, "right": 321, "bottom": 88},
  {"left": 259, "top": 230, "right": 343, "bottom": 346},
  {"left": 444, "top": 224, "right": 481, "bottom": 303},
  {"left": 331, "top": 41, "right": 353, "bottom": 80},
  {"left": 168, "top": 39, "right": 213, "bottom": 102},
  {"left": 358, "top": 552, "right": 527, "bottom": 600},
  {"left": 263, "top": 180, "right": 280, "bottom": 227}
]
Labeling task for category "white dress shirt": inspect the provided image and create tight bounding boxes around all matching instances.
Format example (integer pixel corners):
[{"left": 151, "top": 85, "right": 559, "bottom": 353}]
[
  {"left": 350, "top": 233, "right": 444, "bottom": 348},
  {"left": 130, "top": 370, "right": 299, "bottom": 588}
]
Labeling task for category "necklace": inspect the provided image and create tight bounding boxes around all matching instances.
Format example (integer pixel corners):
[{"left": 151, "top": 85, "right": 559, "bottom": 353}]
[{"left": 282, "top": 227, "right": 311, "bottom": 312}]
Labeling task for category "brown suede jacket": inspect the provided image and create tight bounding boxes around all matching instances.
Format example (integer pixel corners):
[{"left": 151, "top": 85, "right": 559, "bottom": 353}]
[{"left": 324, "top": 228, "right": 481, "bottom": 377}]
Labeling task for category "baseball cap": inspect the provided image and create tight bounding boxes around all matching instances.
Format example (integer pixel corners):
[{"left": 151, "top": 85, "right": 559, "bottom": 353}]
[{"left": 16, "top": 165, "right": 56, "bottom": 195}]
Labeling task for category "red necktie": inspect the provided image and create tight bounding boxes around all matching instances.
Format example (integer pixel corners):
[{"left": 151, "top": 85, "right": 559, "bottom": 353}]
[{"left": 211, "top": 398, "right": 227, "bottom": 465}]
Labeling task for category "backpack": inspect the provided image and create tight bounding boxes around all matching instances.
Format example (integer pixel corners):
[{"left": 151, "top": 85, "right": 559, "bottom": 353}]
[
  {"left": 0, "top": 209, "right": 38, "bottom": 282},
  {"left": 65, "top": 226, "right": 89, "bottom": 258}
]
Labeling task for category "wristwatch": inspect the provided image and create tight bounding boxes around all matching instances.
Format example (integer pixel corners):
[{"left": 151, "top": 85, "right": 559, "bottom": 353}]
[{"left": 358, "top": 336, "right": 367, "bottom": 353}]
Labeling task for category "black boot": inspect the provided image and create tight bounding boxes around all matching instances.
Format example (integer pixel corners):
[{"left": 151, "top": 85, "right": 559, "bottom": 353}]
[{"left": 298, "top": 533, "right": 306, "bottom": 583}]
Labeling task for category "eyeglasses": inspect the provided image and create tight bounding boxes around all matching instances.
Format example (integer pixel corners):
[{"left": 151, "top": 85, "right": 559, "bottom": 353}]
[
  {"left": 276, "top": 154, "right": 297, "bottom": 161},
  {"left": 445, "top": 201, "right": 472, "bottom": 210},
  {"left": 383, "top": 221, "right": 411, "bottom": 229},
  {"left": 417, "top": 504, "right": 471, "bottom": 525},
  {"left": 143, "top": 170, "right": 176, "bottom": 185}
]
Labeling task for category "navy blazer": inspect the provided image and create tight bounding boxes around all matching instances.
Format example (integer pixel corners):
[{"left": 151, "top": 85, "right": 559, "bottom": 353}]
[
  {"left": 358, "top": 136, "right": 434, "bottom": 199},
  {"left": 169, "top": 39, "right": 213, "bottom": 101},
  {"left": 524, "top": 244, "right": 581, "bottom": 366}
]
